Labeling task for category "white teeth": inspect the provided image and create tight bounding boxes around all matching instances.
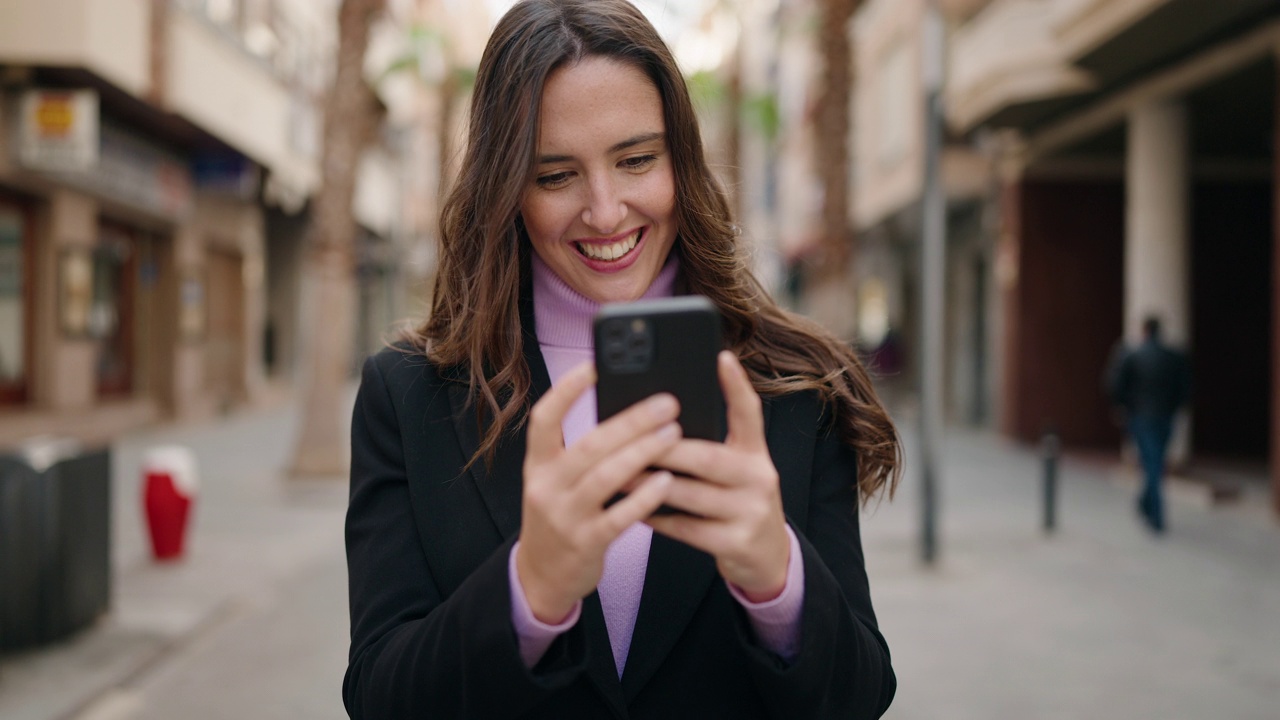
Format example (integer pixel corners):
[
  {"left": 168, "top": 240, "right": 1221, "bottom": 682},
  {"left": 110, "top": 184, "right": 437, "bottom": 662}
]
[{"left": 578, "top": 230, "right": 640, "bottom": 261}]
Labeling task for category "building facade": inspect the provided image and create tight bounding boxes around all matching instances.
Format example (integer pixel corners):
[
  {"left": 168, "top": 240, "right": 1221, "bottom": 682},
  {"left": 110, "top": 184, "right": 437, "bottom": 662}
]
[
  {"left": 948, "top": 0, "right": 1280, "bottom": 513},
  {"left": 0, "top": 0, "right": 312, "bottom": 445},
  {"left": 0, "top": 0, "right": 457, "bottom": 448},
  {"left": 850, "top": 0, "right": 998, "bottom": 417}
]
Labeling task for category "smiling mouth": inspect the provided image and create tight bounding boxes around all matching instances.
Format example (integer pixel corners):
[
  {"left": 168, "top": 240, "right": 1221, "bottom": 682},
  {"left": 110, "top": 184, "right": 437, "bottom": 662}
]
[{"left": 576, "top": 229, "right": 642, "bottom": 262}]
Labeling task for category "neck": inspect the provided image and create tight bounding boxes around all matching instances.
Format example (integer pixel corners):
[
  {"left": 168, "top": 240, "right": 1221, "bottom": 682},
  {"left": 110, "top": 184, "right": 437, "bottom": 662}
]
[{"left": 531, "top": 253, "right": 679, "bottom": 349}]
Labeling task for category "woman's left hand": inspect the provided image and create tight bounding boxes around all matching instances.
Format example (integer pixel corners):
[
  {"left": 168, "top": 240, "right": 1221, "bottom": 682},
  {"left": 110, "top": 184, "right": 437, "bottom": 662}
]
[{"left": 646, "top": 351, "right": 791, "bottom": 602}]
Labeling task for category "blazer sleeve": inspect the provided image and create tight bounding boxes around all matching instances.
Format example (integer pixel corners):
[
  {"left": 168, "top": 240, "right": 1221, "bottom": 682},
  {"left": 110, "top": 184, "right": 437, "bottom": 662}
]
[
  {"left": 343, "top": 355, "right": 589, "bottom": 718},
  {"left": 737, "top": 415, "right": 896, "bottom": 719}
]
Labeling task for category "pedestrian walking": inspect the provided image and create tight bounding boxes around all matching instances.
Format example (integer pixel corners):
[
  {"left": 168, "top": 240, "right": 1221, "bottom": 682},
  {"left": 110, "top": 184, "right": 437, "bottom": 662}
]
[
  {"left": 1106, "top": 316, "right": 1192, "bottom": 533},
  {"left": 342, "top": 1, "right": 901, "bottom": 717}
]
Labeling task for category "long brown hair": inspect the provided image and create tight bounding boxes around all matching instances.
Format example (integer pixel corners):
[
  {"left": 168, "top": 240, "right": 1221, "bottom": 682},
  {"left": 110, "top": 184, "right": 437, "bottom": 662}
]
[{"left": 406, "top": 0, "right": 899, "bottom": 503}]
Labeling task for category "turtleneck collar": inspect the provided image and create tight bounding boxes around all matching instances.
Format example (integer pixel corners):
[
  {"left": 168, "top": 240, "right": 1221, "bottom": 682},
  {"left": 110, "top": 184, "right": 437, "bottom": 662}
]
[{"left": 532, "top": 251, "right": 679, "bottom": 350}]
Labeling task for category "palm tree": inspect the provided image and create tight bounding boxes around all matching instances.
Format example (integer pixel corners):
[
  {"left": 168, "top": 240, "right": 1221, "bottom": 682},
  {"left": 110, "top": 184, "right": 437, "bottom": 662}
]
[
  {"left": 800, "top": 0, "right": 860, "bottom": 338},
  {"left": 289, "top": 0, "right": 386, "bottom": 478},
  {"left": 814, "top": 0, "right": 858, "bottom": 274}
]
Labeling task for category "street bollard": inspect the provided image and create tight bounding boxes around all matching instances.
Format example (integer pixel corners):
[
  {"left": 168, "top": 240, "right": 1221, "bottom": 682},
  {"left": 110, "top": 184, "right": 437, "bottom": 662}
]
[
  {"left": 1041, "top": 429, "right": 1059, "bottom": 534},
  {"left": 142, "top": 446, "right": 199, "bottom": 562}
]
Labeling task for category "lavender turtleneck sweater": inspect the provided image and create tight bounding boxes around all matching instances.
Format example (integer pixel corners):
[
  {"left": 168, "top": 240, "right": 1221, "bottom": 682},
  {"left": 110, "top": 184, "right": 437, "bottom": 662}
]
[{"left": 508, "top": 253, "right": 805, "bottom": 677}]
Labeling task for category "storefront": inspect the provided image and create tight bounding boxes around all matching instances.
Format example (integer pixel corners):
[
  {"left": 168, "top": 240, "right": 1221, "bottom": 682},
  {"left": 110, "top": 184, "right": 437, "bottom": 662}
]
[{"left": 0, "top": 86, "right": 270, "bottom": 445}]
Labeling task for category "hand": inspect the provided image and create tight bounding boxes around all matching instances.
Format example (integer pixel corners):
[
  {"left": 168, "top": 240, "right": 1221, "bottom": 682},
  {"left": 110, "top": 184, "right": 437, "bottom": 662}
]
[
  {"left": 647, "top": 352, "right": 791, "bottom": 602},
  {"left": 516, "top": 361, "right": 682, "bottom": 623}
]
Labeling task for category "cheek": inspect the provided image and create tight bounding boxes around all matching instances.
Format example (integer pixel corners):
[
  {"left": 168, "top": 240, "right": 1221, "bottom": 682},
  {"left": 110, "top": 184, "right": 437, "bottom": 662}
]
[
  {"left": 520, "top": 197, "right": 568, "bottom": 246},
  {"left": 637, "top": 171, "right": 677, "bottom": 223}
]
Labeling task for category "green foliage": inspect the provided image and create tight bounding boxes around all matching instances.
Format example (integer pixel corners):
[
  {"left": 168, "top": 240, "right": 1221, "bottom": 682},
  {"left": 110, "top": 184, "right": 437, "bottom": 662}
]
[
  {"left": 452, "top": 66, "right": 477, "bottom": 92},
  {"left": 741, "top": 92, "right": 780, "bottom": 143},
  {"left": 687, "top": 70, "right": 727, "bottom": 112},
  {"left": 378, "top": 54, "right": 420, "bottom": 83},
  {"left": 378, "top": 22, "right": 477, "bottom": 91}
]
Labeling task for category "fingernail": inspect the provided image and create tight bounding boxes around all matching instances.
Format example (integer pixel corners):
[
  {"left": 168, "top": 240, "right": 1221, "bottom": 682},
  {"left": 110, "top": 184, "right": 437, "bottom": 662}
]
[
  {"left": 648, "top": 393, "right": 678, "bottom": 418},
  {"left": 658, "top": 422, "right": 681, "bottom": 441}
]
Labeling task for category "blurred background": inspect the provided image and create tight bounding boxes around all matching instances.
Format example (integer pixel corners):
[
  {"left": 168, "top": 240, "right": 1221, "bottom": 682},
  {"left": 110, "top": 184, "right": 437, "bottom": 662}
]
[{"left": 0, "top": 0, "right": 1277, "bottom": 718}]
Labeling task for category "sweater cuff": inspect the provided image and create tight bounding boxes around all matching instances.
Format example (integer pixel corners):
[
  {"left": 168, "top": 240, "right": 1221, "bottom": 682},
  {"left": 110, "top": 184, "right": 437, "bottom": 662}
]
[
  {"left": 509, "top": 542, "right": 582, "bottom": 668},
  {"left": 727, "top": 525, "right": 805, "bottom": 663}
]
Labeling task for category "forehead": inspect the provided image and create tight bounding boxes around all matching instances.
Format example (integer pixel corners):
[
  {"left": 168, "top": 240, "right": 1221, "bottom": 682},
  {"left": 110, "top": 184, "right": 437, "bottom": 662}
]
[{"left": 536, "top": 56, "right": 665, "bottom": 151}]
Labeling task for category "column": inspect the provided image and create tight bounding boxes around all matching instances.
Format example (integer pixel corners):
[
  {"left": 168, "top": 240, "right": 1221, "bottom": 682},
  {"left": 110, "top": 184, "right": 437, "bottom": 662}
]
[
  {"left": 1125, "top": 100, "right": 1191, "bottom": 345},
  {"left": 34, "top": 190, "right": 98, "bottom": 410}
]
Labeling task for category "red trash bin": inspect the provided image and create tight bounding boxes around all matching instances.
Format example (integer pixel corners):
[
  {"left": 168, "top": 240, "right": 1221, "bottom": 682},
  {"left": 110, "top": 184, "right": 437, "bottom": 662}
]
[{"left": 141, "top": 446, "right": 199, "bottom": 561}]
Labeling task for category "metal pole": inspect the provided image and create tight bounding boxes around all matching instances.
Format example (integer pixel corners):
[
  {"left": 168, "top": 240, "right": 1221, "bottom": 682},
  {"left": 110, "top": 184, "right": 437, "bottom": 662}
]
[
  {"left": 919, "top": 0, "right": 946, "bottom": 565},
  {"left": 1042, "top": 428, "right": 1059, "bottom": 534}
]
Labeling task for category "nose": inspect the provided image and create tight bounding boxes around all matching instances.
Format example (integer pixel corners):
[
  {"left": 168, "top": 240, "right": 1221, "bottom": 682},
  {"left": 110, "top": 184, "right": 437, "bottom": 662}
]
[{"left": 582, "top": 174, "right": 626, "bottom": 233}]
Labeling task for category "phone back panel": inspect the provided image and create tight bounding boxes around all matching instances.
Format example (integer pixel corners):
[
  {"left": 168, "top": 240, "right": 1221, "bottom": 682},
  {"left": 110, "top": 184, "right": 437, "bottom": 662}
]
[{"left": 593, "top": 296, "right": 726, "bottom": 442}]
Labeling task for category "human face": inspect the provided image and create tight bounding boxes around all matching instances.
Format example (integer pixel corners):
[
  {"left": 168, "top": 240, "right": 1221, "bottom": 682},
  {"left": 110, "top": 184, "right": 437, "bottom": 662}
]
[{"left": 521, "top": 56, "right": 677, "bottom": 304}]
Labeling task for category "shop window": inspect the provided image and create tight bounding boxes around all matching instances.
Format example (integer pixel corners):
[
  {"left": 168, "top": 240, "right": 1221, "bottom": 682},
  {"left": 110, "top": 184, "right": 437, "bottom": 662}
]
[
  {"left": 0, "top": 200, "right": 31, "bottom": 406},
  {"left": 95, "top": 224, "right": 136, "bottom": 398}
]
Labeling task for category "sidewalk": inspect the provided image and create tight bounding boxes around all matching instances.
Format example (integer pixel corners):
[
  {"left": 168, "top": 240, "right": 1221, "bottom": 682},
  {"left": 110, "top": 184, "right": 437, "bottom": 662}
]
[
  {"left": 0, "top": 393, "right": 353, "bottom": 720},
  {"left": 1, "top": 401, "right": 1277, "bottom": 719},
  {"left": 868, "top": 425, "right": 1280, "bottom": 720}
]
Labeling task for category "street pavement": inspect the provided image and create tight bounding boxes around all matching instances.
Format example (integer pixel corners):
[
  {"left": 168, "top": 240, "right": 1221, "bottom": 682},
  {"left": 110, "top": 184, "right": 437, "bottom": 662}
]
[
  {"left": 0, "top": 392, "right": 352, "bottom": 720},
  {"left": 0, "top": 393, "right": 1277, "bottom": 719},
  {"left": 869, "top": 425, "right": 1280, "bottom": 720}
]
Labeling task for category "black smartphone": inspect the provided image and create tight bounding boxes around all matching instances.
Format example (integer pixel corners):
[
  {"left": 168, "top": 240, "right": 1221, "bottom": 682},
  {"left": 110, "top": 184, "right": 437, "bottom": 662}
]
[
  {"left": 594, "top": 296, "right": 726, "bottom": 514},
  {"left": 594, "top": 295, "right": 726, "bottom": 441}
]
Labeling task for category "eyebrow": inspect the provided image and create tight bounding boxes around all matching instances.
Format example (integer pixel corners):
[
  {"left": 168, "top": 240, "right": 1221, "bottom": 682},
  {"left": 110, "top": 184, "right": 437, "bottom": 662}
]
[{"left": 536, "top": 132, "right": 666, "bottom": 165}]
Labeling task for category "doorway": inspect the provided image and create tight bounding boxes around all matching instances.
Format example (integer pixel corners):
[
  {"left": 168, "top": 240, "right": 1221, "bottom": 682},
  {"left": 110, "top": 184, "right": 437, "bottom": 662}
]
[{"left": 205, "top": 247, "right": 246, "bottom": 407}]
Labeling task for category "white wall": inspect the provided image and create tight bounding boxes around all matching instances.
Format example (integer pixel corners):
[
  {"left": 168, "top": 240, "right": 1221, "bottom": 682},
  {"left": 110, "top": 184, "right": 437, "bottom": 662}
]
[
  {"left": 165, "top": 11, "right": 292, "bottom": 169},
  {"left": 854, "top": 0, "right": 926, "bottom": 229},
  {"left": 947, "top": 0, "right": 1093, "bottom": 132},
  {"left": 0, "top": 0, "right": 151, "bottom": 96}
]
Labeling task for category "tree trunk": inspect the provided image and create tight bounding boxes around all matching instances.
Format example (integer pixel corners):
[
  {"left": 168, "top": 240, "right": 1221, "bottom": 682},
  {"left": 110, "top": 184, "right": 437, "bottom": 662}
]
[
  {"left": 814, "top": 0, "right": 857, "bottom": 272},
  {"left": 806, "top": 0, "right": 859, "bottom": 339},
  {"left": 289, "top": 0, "right": 385, "bottom": 478}
]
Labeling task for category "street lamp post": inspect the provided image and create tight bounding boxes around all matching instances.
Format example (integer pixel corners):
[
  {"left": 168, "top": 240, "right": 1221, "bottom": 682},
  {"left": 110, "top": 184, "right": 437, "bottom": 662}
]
[{"left": 919, "top": 0, "right": 946, "bottom": 565}]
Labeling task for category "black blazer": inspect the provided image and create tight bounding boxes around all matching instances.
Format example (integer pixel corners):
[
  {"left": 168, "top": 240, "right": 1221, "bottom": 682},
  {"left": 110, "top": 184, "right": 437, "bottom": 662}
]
[{"left": 344, "top": 326, "right": 895, "bottom": 718}]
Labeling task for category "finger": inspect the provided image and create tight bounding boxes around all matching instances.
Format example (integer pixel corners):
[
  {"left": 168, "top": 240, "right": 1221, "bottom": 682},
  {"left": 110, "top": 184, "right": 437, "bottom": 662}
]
[
  {"left": 656, "top": 438, "right": 741, "bottom": 487},
  {"left": 660, "top": 475, "right": 732, "bottom": 520},
  {"left": 598, "top": 470, "right": 674, "bottom": 539},
  {"left": 558, "top": 392, "right": 680, "bottom": 481},
  {"left": 718, "top": 352, "right": 767, "bottom": 450},
  {"left": 575, "top": 421, "right": 682, "bottom": 508},
  {"left": 646, "top": 509, "right": 727, "bottom": 555},
  {"left": 526, "top": 361, "right": 596, "bottom": 464}
]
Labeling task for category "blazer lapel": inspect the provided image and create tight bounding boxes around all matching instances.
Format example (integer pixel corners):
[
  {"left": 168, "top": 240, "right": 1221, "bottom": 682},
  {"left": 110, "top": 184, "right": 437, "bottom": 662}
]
[
  {"left": 446, "top": 290, "right": 555, "bottom": 542},
  {"left": 619, "top": 533, "right": 717, "bottom": 700},
  {"left": 582, "top": 592, "right": 629, "bottom": 717},
  {"left": 446, "top": 382, "right": 523, "bottom": 539},
  {"left": 620, "top": 394, "right": 776, "bottom": 700}
]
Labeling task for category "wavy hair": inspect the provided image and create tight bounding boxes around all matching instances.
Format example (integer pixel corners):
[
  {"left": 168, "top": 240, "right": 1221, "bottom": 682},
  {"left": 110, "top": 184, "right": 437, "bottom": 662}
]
[{"left": 404, "top": 0, "right": 899, "bottom": 503}]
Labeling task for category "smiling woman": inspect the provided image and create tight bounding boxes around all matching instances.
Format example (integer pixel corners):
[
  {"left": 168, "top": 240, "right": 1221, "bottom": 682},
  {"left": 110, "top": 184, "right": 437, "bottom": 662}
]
[
  {"left": 521, "top": 57, "right": 677, "bottom": 303},
  {"left": 343, "top": 2, "right": 901, "bottom": 718}
]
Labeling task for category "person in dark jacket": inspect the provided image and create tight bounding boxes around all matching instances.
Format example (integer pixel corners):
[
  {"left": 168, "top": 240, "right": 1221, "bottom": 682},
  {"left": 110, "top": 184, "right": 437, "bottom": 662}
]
[
  {"left": 343, "top": 1, "right": 901, "bottom": 717},
  {"left": 1107, "top": 316, "right": 1192, "bottom": 533}
]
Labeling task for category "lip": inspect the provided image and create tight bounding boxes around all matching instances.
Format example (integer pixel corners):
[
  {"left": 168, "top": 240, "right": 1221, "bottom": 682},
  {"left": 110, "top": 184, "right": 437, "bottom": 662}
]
[{"left": 573, "top": 227, "right": 647, "bottom": 274}]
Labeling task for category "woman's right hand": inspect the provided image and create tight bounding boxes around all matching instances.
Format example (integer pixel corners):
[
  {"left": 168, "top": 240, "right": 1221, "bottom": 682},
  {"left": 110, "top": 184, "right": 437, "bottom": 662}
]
[{"left": 515, "top": 361, "right": 681, "bottom": 624}]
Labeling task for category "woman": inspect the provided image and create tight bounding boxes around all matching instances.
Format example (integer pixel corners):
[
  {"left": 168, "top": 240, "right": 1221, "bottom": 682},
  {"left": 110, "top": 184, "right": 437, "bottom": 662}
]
[{"left": 344, "top": 1, "right": 900, "bottom": 717}]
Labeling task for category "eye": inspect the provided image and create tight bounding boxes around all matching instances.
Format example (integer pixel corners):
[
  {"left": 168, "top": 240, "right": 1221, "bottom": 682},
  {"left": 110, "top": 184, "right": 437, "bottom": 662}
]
[
  {"left": 535, "top": 171, "right": 574, "bottom": 189},
  {"left": 620, "top": 154, "right": 658, "bottom": 171}
]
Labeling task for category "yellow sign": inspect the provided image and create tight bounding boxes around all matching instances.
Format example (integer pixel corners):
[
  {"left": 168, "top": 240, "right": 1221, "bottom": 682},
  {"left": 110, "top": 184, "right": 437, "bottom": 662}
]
[
  {"left": 34, "top": 94, "right": 77, "bottom": 138},
  {"left": 19, "top": 89, "right": 99, "bottom": 172}
]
